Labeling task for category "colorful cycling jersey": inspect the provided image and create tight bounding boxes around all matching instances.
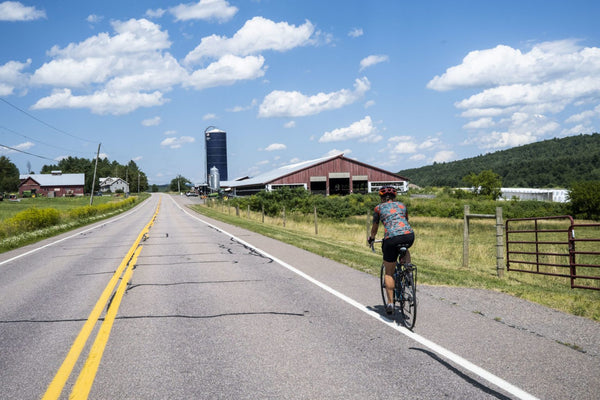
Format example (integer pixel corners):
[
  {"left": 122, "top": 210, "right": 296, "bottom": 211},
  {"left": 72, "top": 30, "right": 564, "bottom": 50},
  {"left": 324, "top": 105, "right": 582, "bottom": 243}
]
[{"left": 373, "top": 201, "right": 413, "bottom": 239}]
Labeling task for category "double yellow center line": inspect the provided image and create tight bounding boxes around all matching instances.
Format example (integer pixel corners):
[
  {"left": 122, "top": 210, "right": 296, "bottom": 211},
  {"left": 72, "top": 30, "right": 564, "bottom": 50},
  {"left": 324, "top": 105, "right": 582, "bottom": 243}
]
[{"left": 42, "top": 199, "right": 160, "bottom": 400}]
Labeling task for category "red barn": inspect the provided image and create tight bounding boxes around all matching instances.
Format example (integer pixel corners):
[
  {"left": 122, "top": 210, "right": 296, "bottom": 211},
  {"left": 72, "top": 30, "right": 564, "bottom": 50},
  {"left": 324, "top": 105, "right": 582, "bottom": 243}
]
[
  {"left": 225, "top": 154, "right": 409, "bottom": 196},
  {"left": 19, "top": 171, "right": 85, "bottom": 197}
]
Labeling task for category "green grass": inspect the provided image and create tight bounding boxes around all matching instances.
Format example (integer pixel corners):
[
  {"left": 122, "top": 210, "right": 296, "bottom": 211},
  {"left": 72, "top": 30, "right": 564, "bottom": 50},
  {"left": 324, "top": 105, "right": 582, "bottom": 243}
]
[
  {"left": 0, "top": 194, "right": 149, "bottom": 252},
  {"left": 0, "top": 195, "right": 127, "bottom": 218},
  {"left": 191, "top": 201, "right": 600, "bottom": 322}
]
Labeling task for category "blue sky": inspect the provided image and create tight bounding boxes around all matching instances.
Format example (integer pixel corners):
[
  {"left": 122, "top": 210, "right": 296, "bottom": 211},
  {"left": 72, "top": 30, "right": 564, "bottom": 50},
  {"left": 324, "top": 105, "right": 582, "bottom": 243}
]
[{"left": 1, "top": 0, "right": 599, "bottom": 185}]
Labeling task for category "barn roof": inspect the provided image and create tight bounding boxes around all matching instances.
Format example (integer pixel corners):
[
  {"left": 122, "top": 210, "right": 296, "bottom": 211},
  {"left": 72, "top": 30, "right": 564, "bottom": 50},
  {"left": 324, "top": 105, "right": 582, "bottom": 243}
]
[
  {"left": 223, "top": 154, "right": 339, "bottom": 188},
  {"left": 224, "top": 153, "right": 407, "bottom": 188},
  {"left": 19, "top": 173, "right": 84, "bottom": 186}
]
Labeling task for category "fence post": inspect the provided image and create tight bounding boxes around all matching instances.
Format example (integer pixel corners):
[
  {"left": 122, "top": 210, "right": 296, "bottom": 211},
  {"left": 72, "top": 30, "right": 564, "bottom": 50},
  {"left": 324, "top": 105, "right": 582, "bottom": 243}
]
[
  {"left": 262, "top": 204, "right": 265, "bottom": 223},
  {"left": 236, "top": 205, "right": 239, "bottom": 217},
  {"left": 247, "top": 205, "right": 250, "bottom": 219},
  {"left": 496, "top": 206, "right": 504, "bottom": 278},
  {"left": 283, "top": 206, "right": 286, "bottom": 228},
  {"left": 314, "top": 205, "right": 318, "bottom": 235},
  {"left": 463, "top": 205, "right": 470, "bottom": 268}
]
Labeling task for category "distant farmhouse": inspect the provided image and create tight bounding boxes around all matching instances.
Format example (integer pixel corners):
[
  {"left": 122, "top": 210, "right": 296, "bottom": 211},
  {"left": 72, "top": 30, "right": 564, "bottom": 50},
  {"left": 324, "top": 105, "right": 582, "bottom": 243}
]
[
  {"left": 19, "top": 171, "right": 85, "bottom": 197},
  {"left": 222, "top": 153, "right": 409, "bottom": 196},
  {"left": 99, "top": 177, "right": 130, "bottom": 194}
]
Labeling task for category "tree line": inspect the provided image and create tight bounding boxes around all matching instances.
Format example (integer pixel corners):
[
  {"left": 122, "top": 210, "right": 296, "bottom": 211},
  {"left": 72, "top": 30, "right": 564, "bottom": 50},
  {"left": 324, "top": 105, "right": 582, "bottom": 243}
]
[
  {"left": 0, "top": 155, "right": 149, "bottom": 194},
  {"left": 398, "top": 133, "right": 600, "bottom": 188}
]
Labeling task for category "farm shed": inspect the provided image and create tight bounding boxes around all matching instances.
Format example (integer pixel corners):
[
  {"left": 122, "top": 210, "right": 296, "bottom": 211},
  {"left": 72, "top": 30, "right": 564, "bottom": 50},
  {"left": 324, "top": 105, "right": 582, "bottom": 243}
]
[
  {"left": 224, "top": 154, "right": 409, "bottom": 196},
  {"left": 18, "top": 171, "right": 85, "bottom": 197}
]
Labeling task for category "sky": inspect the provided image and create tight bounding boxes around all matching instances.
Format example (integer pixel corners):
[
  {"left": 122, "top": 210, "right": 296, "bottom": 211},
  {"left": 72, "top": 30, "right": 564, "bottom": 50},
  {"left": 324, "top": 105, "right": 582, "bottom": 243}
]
[{"left": 1, "top": 0, "right": 599, "bottom": 185}]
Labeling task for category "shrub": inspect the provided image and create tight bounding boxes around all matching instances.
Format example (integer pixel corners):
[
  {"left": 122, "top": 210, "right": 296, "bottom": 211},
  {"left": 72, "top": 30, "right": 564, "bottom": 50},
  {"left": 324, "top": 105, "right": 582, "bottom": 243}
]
[
  {"left": 7, "top": 207, "right": 60, "bottom": 232},
  {"left": 569, "top": 181, "right": 600, "bottom": 220}
]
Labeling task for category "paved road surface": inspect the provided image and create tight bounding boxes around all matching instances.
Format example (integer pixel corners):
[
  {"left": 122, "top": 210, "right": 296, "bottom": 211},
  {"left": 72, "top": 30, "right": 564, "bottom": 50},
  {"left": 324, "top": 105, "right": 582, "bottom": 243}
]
[{"left": 1, "top": 193, "right": 598, "bottom": 399}]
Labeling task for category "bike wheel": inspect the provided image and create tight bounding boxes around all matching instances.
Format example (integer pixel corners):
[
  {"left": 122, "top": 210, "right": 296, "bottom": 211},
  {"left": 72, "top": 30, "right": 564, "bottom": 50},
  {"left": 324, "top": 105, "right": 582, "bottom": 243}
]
[{"left": 400, "top": 268, "right": 417, "bottom": 329}]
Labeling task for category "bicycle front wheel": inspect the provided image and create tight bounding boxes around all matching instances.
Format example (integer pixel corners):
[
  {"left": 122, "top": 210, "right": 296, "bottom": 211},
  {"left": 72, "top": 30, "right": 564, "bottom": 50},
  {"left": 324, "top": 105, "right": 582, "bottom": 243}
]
[{"left": 400, "top": 269, "right": 417, "bottom": 329}]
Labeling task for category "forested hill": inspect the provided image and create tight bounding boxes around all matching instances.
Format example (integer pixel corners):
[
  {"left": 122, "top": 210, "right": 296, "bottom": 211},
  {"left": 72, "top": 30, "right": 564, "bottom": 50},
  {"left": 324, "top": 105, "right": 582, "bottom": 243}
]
[{"left": 398, "top": 133, "right": 600, "bottom": 188}]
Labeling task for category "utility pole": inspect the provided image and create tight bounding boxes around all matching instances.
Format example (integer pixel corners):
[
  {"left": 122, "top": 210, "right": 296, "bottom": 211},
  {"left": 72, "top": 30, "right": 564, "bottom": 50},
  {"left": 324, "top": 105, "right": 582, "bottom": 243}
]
[{"left": 89, "top": 143, "right": 101, "bottom": 206}]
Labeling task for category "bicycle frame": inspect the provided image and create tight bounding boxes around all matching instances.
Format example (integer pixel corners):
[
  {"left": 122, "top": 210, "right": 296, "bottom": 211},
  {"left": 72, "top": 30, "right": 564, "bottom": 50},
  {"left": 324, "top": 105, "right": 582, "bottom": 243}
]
[{"left": 371, "top": 239, "right": 417, "bottom": 329}]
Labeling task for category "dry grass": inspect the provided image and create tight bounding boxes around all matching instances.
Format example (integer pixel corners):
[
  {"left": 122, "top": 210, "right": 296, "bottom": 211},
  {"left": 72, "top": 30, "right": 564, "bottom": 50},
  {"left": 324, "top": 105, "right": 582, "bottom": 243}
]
[{"left": 195, "top": 202, "right": 600, "bottom": 321}]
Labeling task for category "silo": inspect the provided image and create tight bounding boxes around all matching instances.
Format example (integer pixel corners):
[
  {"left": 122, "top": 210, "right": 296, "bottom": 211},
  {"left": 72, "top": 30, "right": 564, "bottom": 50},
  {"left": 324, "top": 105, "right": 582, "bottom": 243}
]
[
  {"left": 209, "top": 166, "right": 220, "bottom": 191},
  {"left": 205, "top": 127, "right": 228, "bottom": 181}
]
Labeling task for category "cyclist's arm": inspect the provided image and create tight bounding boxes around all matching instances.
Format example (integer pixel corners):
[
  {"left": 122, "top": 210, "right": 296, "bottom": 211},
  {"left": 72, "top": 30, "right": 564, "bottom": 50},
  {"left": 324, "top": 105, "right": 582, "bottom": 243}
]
[
  {"left": 370, "top": 221, "right": 379, "bottom": 239},
  {"left": 369, "top": 208, "right": 380, "bottom": 241}
]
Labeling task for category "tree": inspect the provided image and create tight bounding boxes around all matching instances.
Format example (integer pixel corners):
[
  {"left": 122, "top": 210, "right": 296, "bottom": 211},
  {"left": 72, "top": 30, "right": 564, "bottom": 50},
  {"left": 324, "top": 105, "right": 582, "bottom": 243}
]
[
  {"left": 569, "top": 181, "right": 600, "bottom": 220},
  {"left": 169, "top": 175, "right": 192, "bottom": 192},
  {"left": 462, "top": 169, "right": 502, "bottom": 200},
  {"left": 0, "top": 156, "right": 20, "bottom": 193}
]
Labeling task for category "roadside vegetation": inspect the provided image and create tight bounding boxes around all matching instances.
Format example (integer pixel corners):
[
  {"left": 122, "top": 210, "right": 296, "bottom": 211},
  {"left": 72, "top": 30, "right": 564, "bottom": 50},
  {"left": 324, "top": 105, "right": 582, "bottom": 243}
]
[
  {"left": 0, "top": 193, "right": 149, "bottom": 252},
  {"left": 190, "top": 189, "right": 599, "bottom": 322}
]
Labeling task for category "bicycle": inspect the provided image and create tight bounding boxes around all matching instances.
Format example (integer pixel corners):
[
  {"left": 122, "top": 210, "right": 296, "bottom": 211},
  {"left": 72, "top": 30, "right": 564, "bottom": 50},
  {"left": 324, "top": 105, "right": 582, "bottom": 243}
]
[{"left": 371, "top": 240, "right": 417, "bottom": 329}]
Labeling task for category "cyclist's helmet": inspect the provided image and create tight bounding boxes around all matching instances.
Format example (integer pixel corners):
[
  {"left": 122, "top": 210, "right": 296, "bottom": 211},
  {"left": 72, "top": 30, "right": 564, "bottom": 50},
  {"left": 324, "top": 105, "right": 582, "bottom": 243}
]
[{"left": 378, "top": 186, "right": 396, "bottom": 199}]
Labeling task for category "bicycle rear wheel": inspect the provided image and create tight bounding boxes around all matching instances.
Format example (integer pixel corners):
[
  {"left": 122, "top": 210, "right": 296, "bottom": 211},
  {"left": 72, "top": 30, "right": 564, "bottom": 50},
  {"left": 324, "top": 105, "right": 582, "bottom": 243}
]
[{"left": 400, "top": 267, "right": 417, "bottom": 329}]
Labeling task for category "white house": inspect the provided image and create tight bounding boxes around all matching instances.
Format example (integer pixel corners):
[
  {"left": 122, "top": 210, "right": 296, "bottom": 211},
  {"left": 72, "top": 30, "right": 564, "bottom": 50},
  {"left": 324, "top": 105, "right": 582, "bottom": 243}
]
[{"left": 99, "top": 177, "right": 130, "bottom": 193}]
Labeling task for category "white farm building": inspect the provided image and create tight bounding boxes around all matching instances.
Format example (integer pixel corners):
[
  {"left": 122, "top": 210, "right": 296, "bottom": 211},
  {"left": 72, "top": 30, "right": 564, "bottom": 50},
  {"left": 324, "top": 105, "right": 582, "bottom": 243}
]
[{"left": 99, "top": 177, "right": 130, "bottom": 194}]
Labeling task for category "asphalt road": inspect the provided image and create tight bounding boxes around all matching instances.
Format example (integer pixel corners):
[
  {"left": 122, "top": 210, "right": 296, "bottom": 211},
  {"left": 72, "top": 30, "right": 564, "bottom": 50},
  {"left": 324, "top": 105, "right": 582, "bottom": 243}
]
[{"left": 1, "top": 193, "right": 598, "bottom": 399}]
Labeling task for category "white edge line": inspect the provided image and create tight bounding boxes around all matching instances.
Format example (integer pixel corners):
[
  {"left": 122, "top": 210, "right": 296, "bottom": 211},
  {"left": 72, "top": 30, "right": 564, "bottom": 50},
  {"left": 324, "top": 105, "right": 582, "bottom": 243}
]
[
  {"left": 0, "top": 197, "right": 152, "bottom": 268},
  {"left": 174, "top": 197, "right": 539, "bottom": 400}
]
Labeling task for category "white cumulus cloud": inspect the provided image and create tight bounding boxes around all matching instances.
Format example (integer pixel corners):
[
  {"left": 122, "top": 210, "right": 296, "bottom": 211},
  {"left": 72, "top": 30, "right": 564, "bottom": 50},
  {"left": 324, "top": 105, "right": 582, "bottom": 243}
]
[
  {"left": 32, "top": 88, "right": 166, "bottom": 115},
  {"left": 169, "top": 0, "right": 237, "bottom": 23},
  {"left": 348, "top": 28, "right": 363, "bottom": 38},
  {"left": 359, "top": 55, "right": 388, "bottom": 71},
  {"left": 0, "top": 59, "right": 31, "bottom": 95},
  {"left": 432, "top": 150, "right": 457, "bottom": 163},
  {"left": 142, "top": 116, "right": 161, "bottom": 126},
  {"left": 160, "top": 136, "right": 195, "bottom": 149},
  {"left": 428, "top": 39, "right": 600, "bottom": 149},
  {"left": 264, "top": 143, "right": 286, "bottom": 151},
  {"left": 324, "top": 149, "right": 351, "bottom": 157},
  {"left": 184, "top": 16, "right": 315, "bottom": 64},
  {"left": 0, "top": 1, "right": 45, "bottom": 21},
  {"left": 186, "top": 54, "right": 266, "bottom": 90},
  {"left": 319, "top": 116, "right": 376, "bottom": 143},
  {"left": 258, "top": 77, "right": 371, "bottom": 118}
]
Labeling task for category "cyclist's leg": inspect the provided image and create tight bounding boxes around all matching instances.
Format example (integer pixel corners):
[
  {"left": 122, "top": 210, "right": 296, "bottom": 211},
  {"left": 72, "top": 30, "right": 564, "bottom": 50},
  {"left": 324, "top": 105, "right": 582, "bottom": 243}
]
[
  {"left": 381, "top": 238, "right": 400, "bottom": 308},
  {"left": 383, "top": 260, "right": 396, "bottom": 305}
]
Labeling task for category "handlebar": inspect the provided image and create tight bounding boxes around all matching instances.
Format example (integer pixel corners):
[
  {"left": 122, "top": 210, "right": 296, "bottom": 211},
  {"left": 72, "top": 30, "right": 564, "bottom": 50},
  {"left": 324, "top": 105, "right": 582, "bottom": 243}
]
[{"left": 368, "top": 238, "right": 382, "bottom": 252}]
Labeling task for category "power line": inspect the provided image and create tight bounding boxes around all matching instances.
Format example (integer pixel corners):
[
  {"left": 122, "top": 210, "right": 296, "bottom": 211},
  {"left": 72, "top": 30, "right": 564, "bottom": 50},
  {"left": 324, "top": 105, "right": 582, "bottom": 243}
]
[
  {"left": 0, "top": 97, "right": 96, "bottom": 144},
  {"left": 0, "top": 143, "right": 57, "bottom": 161},
  {"left": 0, "top": 125, "right": 93, "bottom": 157}
]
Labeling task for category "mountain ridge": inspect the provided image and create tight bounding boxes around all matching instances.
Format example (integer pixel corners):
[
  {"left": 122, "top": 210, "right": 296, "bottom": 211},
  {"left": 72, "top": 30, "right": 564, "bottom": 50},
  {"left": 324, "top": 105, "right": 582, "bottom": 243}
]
[{"left": 398, "top": 133, "right": 600, "bottom": 188}]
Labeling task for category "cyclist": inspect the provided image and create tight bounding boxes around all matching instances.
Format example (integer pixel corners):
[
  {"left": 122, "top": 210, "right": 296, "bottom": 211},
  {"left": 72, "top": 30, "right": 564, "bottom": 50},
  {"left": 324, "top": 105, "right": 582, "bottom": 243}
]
[{"left": 367, "top": 186, "right": 415, "bottom": 315}]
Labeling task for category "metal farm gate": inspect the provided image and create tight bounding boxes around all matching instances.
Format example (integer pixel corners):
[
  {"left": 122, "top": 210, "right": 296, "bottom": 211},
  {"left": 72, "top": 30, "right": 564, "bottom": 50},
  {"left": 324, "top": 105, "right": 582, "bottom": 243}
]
[{"left": 505, "top": 216, "right": 600, "bottom": 290}]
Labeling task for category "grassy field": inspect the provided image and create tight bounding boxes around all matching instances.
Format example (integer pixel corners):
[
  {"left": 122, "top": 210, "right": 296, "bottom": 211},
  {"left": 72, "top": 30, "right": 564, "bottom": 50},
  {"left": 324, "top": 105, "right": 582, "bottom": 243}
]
[
  {"left": 0, "top": 194, "right": 149, "bottom": 252},
  {"left": 191, "top": 201, "right": 600, "bottom": 322},
  {"left": 0, "top": 195, "right": 126, "bottom": 219}
]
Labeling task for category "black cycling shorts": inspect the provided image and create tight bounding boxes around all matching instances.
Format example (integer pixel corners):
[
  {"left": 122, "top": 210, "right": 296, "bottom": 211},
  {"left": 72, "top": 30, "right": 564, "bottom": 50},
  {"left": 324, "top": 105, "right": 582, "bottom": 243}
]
[{"left": 382, "top": 232, "right": 414, "bottom": 262}]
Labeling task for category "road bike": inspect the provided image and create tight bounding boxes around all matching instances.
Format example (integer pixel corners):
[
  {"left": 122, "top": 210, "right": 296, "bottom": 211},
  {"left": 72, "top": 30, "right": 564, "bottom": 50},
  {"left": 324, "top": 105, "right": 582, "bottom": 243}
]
[{"left": 371, "top": 240, "right": 417, "bottom": 329}]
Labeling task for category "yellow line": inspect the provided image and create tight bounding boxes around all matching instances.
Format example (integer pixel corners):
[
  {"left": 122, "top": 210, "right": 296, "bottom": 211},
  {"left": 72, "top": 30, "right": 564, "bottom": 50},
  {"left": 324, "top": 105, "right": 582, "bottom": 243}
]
[
  {"left": 69, "top": 246, "right": 142, "bottom": 400},
  {"left": 42, "top": 199, "right": 160, "bottom": 400}
]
